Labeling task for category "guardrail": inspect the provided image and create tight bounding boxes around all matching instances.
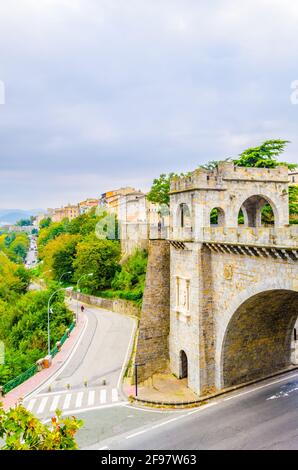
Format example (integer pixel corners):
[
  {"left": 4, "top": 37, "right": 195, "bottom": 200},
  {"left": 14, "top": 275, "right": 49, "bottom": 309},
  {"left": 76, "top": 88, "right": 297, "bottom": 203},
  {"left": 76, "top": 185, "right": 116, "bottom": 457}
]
[{"left": 1, "top": 321, "right": 75, "bottom": 396}]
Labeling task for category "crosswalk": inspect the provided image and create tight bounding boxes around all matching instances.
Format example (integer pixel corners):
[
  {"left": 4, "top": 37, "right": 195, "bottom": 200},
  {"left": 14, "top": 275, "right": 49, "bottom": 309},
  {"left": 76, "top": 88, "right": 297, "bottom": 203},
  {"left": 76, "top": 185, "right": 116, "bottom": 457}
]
[{"left": 24, "top": 387, "right": 121, "bottom": 416}]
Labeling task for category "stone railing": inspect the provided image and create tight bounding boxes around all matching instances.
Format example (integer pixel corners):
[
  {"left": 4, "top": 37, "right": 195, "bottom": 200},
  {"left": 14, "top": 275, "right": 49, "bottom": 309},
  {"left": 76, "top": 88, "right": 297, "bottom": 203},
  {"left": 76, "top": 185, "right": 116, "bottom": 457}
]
[
  {"left": 170, "top": 226, "right": 193, "bottom": 241},
  {"left": 200, "top": 226, "right": 298, "bottom": 248}
]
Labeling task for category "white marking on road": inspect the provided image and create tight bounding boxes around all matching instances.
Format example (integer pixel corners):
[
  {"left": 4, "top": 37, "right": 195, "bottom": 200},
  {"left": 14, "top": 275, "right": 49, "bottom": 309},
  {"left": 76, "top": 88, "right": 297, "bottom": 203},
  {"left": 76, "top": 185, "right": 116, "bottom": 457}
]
[
  {"left": 112, "top": 388, "right": 118, "bottom": 402},
  {"left": 76, "top": 391, "right": 84, "bottom": 408},
  {"left": 37, "top": 397, "right": 48, "bottom": 414},
  {"left": 99, "top": 446, "right": 109, "bottom": 450},
  {"left": 117, "top": 320, "right": 136, "bottom": 389},
  {"left": 63, "top": 393, "right": 72, "bottom": 410},
  {"left": 88, "top": 390, "right": 95, "bottom": 406},
  {"left": 100, "top": 389, "right": 107, "bottom": 404},
  {"left": 60, "top": 401, "right": 128, "bottom": 417},
  {"left": 27, "top": 399, "right": 36, "bottom": 412},
  {"left": 222, "top": 373, "right": 298, "bottom": 402},
  {"left": 267, "top": 385, "right": 298, "bottom": 400},
  {"left": 50, "top": 395, "right": 60, "bottom": 412},
  {"left": 25, "top": 313, "right": 89, "bottom": 400}
]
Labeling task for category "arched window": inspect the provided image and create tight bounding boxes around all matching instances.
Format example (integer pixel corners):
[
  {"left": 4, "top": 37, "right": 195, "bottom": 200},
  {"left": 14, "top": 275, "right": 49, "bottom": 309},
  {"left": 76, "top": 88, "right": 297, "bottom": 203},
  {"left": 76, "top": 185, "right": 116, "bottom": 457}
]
[
  {"left": 210, "top": 207, "right": 225, "bottom": 227},
  {"left": 177, "top": 203, "right": 191, "bottom": 228},
  {"left": 238, "top": 195, "right": 276, "bottom": 227},
  {"left": 179, "top": 350, "right": 188, "bottom": 379}
]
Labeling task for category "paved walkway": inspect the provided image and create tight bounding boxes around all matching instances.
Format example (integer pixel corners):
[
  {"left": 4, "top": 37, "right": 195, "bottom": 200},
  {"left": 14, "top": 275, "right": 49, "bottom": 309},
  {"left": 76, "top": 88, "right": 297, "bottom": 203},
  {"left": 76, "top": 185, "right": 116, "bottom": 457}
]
[
  {"left": 2, "top": 304, "right": 87, "bottom": 410},
  {"left": 124, "top": 373, "right": 199, "bottom": 404}
]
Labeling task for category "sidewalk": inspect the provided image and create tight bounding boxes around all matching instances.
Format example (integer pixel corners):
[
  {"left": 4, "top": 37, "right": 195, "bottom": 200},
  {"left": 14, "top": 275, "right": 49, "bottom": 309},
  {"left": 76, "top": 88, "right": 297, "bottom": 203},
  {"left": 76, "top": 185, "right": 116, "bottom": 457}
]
[
  {"left": 123, "top": 373, "right": 200, "bottom": 404},
  {"left": 1, "top": 301, "right": 87, "bottom": 410}
]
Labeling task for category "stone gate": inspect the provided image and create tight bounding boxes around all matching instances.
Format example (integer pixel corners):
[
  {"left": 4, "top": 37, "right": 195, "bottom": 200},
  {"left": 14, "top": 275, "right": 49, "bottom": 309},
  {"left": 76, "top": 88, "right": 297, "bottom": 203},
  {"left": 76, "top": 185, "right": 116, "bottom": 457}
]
[{"left": 136, "top": 162, "right": 298, "bottom": 396}]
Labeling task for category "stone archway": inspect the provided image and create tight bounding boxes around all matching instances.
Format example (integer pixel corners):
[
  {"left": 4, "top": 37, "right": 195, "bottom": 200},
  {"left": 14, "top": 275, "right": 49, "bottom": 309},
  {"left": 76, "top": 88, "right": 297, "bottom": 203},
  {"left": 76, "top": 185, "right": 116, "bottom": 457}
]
[
  {"left": 221, "top": 289, "right": 298, "bottom": 388},
  {"left": 237, "top": 194, "right": 278, "bottom": 227}
]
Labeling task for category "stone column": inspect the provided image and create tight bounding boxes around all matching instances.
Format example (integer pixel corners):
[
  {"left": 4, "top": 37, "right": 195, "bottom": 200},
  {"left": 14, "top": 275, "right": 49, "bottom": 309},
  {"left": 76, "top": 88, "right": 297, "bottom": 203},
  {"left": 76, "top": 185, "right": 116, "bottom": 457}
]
[{"left": 198, "top": 244, "right": 216, "bottom": 395}]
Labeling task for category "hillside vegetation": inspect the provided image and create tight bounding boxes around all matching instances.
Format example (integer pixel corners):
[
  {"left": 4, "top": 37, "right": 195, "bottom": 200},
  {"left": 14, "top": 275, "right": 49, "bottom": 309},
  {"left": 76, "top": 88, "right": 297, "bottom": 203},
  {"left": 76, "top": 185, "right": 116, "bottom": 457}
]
[
  {"left": 37, "top": 209, "right": 148, "bottom": 305},
  {"left": 0, "top": 235, "right": 72, "bottom": 385}
]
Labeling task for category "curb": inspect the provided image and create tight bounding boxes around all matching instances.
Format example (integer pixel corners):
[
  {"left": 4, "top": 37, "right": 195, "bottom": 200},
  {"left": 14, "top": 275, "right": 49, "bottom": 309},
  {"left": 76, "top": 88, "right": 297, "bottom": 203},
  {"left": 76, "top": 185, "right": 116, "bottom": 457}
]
[{"left": 126, "top": 365, "right": 298, "bottom": 409}]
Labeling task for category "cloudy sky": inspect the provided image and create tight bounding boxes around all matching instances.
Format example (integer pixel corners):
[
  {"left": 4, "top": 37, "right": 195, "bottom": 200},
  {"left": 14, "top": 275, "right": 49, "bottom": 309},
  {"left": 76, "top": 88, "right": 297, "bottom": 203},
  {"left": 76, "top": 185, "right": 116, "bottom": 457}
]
[{"left": 0, "top": 0, "right": 298, "bottom": 209}]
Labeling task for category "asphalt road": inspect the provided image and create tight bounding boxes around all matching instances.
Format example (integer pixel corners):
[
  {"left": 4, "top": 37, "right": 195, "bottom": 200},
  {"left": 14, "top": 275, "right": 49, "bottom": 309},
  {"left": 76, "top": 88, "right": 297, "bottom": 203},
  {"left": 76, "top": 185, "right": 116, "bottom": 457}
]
[
  {"left": 24, "top": 302, "right": 136, "bottom": 419},
  {"left": 83, "top": 370, "right": 298, "bottom": 450}
]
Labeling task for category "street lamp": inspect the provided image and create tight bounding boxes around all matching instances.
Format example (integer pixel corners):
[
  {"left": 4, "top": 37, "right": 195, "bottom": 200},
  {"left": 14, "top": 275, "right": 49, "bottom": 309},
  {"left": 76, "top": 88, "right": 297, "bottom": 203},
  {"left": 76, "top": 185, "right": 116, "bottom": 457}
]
[
  {"left": 47, "top": 287, "right": 73, "bottom": 357},
  {"left": 59, "top": 271, "right": 72, "bottom": 284},
  {"left": 76, "top": 273, "right": 94, "bottom": 321}
]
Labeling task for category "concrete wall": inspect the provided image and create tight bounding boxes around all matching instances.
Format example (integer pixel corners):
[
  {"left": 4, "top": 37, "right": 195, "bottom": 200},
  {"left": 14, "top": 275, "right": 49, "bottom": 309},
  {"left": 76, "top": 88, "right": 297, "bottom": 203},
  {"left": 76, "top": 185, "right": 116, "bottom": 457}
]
[
  {"left": 135, "top": 240, "right": 170, "bottom": 382},
  {"left": 71, "top": 292, "right": 141, "bottom": 318}
]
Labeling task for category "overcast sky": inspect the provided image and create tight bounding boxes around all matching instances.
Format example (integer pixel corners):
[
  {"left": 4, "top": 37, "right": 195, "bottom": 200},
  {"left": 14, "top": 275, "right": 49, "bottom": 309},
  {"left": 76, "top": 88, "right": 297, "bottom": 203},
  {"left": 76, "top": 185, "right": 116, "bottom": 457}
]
[{"left": 0, "top": 0, "right": 298, "bottom": 209}]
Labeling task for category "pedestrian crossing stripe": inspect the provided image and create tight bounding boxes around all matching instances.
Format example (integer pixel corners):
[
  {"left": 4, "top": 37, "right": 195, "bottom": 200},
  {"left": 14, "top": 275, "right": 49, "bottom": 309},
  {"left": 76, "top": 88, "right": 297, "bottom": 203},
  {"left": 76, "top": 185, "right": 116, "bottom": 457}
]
[{"left": 24, "top": 388, "right": 121, "bottom": 415}]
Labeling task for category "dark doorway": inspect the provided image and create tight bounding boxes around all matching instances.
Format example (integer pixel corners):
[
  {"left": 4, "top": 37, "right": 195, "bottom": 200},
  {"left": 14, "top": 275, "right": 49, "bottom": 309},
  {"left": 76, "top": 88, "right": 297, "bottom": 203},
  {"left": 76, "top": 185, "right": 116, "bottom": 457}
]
[{"left": 179, "top": 350, "right": 188, "bottom": 379}]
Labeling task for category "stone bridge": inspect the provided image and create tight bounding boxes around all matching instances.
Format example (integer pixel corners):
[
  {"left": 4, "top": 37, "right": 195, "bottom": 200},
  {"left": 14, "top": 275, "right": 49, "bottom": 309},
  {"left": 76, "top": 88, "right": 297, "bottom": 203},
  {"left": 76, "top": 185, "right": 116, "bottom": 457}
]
[{"left": 135, "top": 163, "right": 298, "bottom": 396}]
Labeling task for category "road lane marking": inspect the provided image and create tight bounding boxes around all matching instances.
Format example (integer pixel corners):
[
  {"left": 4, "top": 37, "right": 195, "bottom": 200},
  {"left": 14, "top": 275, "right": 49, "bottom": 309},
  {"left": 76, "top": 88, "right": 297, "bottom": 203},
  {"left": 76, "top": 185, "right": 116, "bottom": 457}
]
[
  {"left": 117, "top": 320, "right": 137, "bottom": 389},
  {"left": 63, "top": 393, "right": 72, "bottom": 410},
  {"left": 76, "top": 391, "right": 84, "bottom": 408},
  {"left": 37, "top": 397, "right": 48, "bottom": 414},
  {"left": 100, "top": 389, "right": 107, "bottom": 404},
  {"left": 88, "top": 390, "right": 95, "bottom": 406},
  {"left": 27, "top": 399, "right": 36, "bottom": 412},
  {"left": 58, "top": 401, "right": 128, "bottom": 418},
  {"left": 25, "top": 313, "right": 89, "bottom": 400},
  {"left": 112, "top": 388, "right": 118, "bottom": 402},
  {"left": 222, "top": 373, "right": 298, "bottom": 402},
  {"left": 50, "top": 395, "right": 60, "bottom": 412}
]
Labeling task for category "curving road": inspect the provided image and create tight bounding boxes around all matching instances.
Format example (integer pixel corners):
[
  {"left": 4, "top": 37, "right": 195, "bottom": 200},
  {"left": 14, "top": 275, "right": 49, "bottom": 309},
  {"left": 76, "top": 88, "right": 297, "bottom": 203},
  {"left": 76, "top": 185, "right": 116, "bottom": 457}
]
[
  {"left": 82, "top": 369, "right": 298, "bottom": 450},
  {"left": 24, "top": 301, "right": 136, "bottom": 419}
]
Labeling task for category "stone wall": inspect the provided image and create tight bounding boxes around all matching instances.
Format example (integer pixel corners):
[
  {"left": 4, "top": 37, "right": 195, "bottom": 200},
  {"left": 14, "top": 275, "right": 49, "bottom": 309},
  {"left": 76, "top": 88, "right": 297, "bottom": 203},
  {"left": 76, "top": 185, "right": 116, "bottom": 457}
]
[
  {"left": 70, "top": 291, "right": 141, "bottom": 318},
  {"left": 135, "top": 239, "right": 170, "bottom": 382}
]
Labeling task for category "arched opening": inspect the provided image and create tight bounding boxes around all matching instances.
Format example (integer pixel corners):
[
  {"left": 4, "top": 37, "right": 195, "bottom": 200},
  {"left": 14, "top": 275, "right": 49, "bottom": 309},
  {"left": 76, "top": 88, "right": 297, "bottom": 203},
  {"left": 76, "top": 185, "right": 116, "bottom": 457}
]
[
  {"left": 222, "top": 290, "right": 298, "bottom": 388},
  {"left": 238, "top": 208, "right": 245, "bottom": 225},
  {"left": 238, "top": 195, "right": 276, "bottom": 227},
  {"left": 179, "top": 350, "right": 188, "bottom": 379},
  {"left": 210, "top": 207, "right": 225, "bottom": 227},
  {"left": 177, "top": 203, "right": 191, "bottom": 228}
]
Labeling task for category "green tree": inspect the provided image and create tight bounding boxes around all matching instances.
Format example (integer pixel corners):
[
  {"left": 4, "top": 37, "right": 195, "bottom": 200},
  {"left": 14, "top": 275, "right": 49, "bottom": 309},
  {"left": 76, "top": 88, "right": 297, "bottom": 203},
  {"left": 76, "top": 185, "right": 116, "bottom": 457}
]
[
  {"left": 233, "top": 139, "right": 295, "bottom": 169},
  {"left": 73, "top": 238, "right": 121, "bottom": 292},
  {"left": 39, "top": 217, "right": 52, "bottom": 229},
  {"left": 147, "top": 173, "right": 175, "bottom": 206}
]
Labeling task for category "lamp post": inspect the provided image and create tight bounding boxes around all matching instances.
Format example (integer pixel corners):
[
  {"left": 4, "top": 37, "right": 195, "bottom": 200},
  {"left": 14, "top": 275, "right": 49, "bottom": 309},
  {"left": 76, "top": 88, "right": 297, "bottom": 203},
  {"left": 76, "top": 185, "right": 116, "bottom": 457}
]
[
  {"left": 59, "top": 271, "right": 72, "bottom": 284},
  {"left": 134, "top": 362, "right": 145, "bottom": 398},
  {"left": 76, "top": 273, "right": 94, "bottom": 321},
  {"left": 47, "top": 287, "right": 73, "bottom": 357}
]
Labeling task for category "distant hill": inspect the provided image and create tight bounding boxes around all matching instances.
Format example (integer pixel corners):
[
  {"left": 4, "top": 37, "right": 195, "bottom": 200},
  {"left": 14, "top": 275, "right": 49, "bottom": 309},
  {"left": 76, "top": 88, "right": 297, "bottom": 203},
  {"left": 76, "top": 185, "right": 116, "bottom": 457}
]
[{"left": 0, "top": 209, "right": 43, "bottom": 226}]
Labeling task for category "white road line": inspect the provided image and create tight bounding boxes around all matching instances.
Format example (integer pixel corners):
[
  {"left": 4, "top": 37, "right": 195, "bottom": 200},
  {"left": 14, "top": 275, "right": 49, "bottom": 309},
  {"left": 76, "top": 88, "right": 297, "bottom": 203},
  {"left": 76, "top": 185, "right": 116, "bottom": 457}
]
[
  {"left": 125, "top": 373, "right": 298, "bottom": 441},
  {"left": 50, "top": 395, "right": 60, "bottom": 412},
  {"left": 117, "top": 320, "right": 137, "bottom": 389},
  {"left": 27, "top": 399, "right": 36, "bottom": 412},
  {"left": 37, "top": 397, "right": 48, "bottom": 414},
  {"left": 25, "top": 313, "right": 89, "bottom": 401},
  {"left": 112, "top": 388, "right": 118, "bottom": 402},
  {"left": 126, "top": 402, "right": 218, "bottom": 439},
  {"left": 100, "top": 389, "right": 107, "bottom": 404},
  {"left": 60, "top": 401, "right": 128, "bottom": 417},
  {"left": 63, "top": 393, "right": 72, "bottom": 410},
  {"left": 76, "top": 391, "right": 84, "bottom": 408},
  {"left": 88, "top": 390, "right": 95, "bottom": 406},
  {"left": 222, "top": 373, "right": 298, "bottom": 402}
]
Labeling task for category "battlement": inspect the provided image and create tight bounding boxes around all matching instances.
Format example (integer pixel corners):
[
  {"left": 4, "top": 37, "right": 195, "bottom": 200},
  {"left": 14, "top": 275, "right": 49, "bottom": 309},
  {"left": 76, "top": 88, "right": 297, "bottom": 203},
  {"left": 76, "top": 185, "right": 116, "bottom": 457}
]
[
  {"left": 170, "top": 162, "right": 289, "bottom": 193},
  {"left": 201, "top": 225, "right": 298, "bottom": 249}
]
